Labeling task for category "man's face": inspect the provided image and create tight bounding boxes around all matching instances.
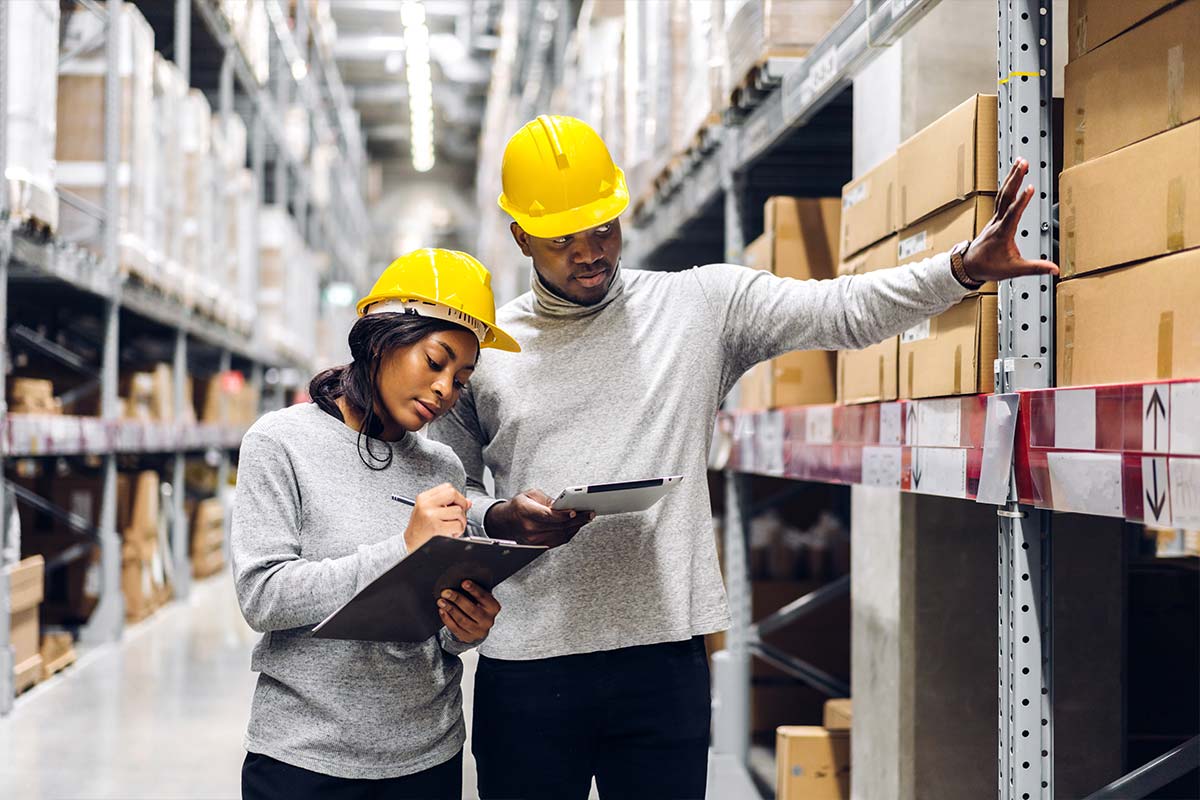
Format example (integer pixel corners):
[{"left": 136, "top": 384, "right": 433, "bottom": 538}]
[{"left": 511, "top": 219, "right": 623, "bottom": 306}]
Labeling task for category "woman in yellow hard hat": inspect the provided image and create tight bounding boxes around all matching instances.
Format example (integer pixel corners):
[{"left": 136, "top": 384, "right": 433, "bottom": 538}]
[{"left": 231, "top": 249, "right": 519, "bottom": 800}]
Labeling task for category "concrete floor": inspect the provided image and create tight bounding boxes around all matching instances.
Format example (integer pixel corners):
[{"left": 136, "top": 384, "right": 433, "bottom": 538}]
[{"left": 0, "top": 573, "right": 753, "bottom": 800}]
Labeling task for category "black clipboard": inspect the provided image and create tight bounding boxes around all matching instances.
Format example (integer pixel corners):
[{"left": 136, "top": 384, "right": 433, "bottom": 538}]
[{"left": 311, "top": 536, "right": 547, "bottom": 643}]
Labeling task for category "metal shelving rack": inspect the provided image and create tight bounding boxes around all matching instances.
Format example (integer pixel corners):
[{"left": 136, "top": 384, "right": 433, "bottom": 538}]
[
  {"left": 627, "top": 0, "right": 1198, "bottom": 797},
  {"left": 0, "top": 0, "right": 370, "bottom": 716}
]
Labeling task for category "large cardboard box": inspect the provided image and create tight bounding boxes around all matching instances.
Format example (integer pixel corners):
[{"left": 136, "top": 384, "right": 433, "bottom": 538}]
[
  {"left": 8, "top": 556, "right": 45, "bottom": 693},
  {"left": 1068, "top": 0, "right": 1178, "bottom": 60},
  {"left": 838, "top": 339, "right": 898, "bottom": 405},
  {"left": 776, "top": 726, "right": 851, "bottom": 800},
  {"left": 823, "top": 698, "right": 852, "bottom": 731},
  {"left": 1060, "top": 120, "right": 1200, "bottom": 278},
  {"left": 761, "top": 196, "right": 841, "bottom": 280},
  {"left": 725, "top": 1, "right": 853, "bottom": 98},
  {"left": 840, "top": 154, "right": 898, "bottom": 258},
  {"left": 896, "top": 195, "right": 998, "bottom": 291},
  {"left": 898, "top": 95, "right": 998, "bottom": 227},
  {"left": 838, "top": 234, "right": 897, "bottom": 277},
  {"left": 1056, "top": 249, "right": 1200, "bottom": 387},
  {"left": 1064, "top": 1, "right": 1200, "bottom": 169},
  {"left": 900, "top": 294, "right": 998, "bottom": 399}
]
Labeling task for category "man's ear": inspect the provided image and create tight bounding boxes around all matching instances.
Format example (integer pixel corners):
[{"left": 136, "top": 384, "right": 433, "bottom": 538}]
[{"left": 510, "top": 222, "right": 533, "bottom": 257}]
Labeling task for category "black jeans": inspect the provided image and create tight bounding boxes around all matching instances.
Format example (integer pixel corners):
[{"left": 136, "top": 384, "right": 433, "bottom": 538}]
[
  {"left": 472, "top": 636, "right": 711, "bottom": 800},
  {"left": 242, "top": 750, "right": 463, "bottom": 800}
]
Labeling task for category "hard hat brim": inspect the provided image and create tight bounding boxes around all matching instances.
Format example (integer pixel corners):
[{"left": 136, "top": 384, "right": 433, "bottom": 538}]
[
  {"left": 498, "top": 170, "right": 630, "bottom": 240},
  {"left": 356, "top": 291, "right": 522, "bottom": 353}
]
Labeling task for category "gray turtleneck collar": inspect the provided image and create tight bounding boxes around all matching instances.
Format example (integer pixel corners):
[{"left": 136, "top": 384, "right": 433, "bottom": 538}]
[{"left": 531, "top": 263, "right": 626, "bottom": 318}]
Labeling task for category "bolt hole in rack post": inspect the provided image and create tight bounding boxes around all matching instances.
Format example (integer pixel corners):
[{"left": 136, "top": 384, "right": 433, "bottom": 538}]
[
  {"left": 0, "top": 0, "right": 370, "bottom": 715},
  {"left": 618, "top": 0, "right": 1200, "bottom": 797}
]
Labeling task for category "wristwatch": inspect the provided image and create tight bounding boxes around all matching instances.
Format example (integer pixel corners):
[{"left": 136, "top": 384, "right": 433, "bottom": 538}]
[{"left": 950, "top": 239, "right": 984, "bottom": 290}]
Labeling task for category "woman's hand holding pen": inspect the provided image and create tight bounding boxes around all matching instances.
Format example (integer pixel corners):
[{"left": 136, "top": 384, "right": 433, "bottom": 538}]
[
  {"left": 403, "top": 484, "right": 472, "bottom": 553},
  {"left": 439, "top": 581, "right": 500, "bottom": 644}
]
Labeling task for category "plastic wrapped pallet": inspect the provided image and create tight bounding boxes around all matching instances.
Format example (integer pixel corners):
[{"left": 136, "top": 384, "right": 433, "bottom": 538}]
[
  {"left": 724, "top": 0, "right": 852, "bottom": 100},
  {"left": 673, "top": 0, "right": 721, "bottom": 156},
  {"left": 624, "top": 0, "right": 674, "bottom": 201},
  {"left": 310, "top": 143, "right": 336, "bottom": 209},
  {"left": 5, "top": 0, "right": 60, "bottom": 232},
  {"left": 284, "top": 104, "right": 311, "bottom": 162},
  {"left": 259, "top": 207, "right": 317, "bottom": 365},
  {"left": 220, "top": 0, "right": 270, "bottom": 85},
  {"left": 181, "top": 90, "right": 214, "bottom": 312},
  {"left": 223, "top": 169, "right": 258, "bottom": 333},
  {"left": 57, "top": 4, "right": 156, "bottom": 278},
  {"left": 148, "top": 55, "right": 189, "bottom": 294}
]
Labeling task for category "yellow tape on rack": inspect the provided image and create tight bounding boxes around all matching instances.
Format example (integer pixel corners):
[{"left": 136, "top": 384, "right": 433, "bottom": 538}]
[{"left": 998, "top": 71, "right": 1041, "bottom": 85}]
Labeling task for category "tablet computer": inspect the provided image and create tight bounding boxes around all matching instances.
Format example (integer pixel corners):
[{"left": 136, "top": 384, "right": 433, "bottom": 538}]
[{"left": 551, "top": 475, "right": 684, "bottom": 516}]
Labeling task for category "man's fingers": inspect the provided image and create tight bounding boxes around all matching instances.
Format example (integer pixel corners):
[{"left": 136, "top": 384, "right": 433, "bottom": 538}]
[
  {"left": 439, "top": 594, "right": 481, "bottom": 626},
  {"left": 460, "top": 581, "right": 501, "bottom": 615},
  {"left": 439, "top": 608, "right": 479, "bottom": 642},
  {"left": 1017, "top": 259, "right": 1060, "bottom": 276},
  {"left": 996, "top": 158, "right": 1027, "bottom": 218},
  {"left": 524, "top": 489, "right": 554, "bottom": 506},
  {"left": 1001, "top": 184, "right": 1035, "bottom": 233}
]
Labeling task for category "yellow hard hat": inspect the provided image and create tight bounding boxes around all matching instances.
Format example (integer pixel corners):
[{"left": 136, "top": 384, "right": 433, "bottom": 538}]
[
  {"left": 497, "top": 114, "right": 629, "bottom": 239},
  {"left": 356, "top": 249, "right": 520, "bottom": 353}
]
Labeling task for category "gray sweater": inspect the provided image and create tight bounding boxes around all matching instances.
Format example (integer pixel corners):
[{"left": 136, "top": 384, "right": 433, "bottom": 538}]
[
  {"left": 231, "top": 402, "right": 474, "bottom": 779},
  {"left": 431, "top": 258, "right": 968, "bottom": 660}
]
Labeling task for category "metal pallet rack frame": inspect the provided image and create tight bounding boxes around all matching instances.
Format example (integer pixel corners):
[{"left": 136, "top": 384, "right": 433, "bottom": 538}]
[
  {"left": 0, "top": 0, "right": 370, "bottom": 716},
  {"left": 624, "top": 0, "right": 1199, "bottom": 796}
]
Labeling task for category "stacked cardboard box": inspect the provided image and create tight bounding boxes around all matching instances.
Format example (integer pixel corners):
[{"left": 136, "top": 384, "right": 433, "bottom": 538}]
[
  {"left": 260, "top": 207, "right": 319, "bottom": 366},
  {"left": 775, "top": 725, "right": 850, "bottom": 800},
  {"left": 8, "top": 379, "right": 62, "bottom": 416},
  {"left": 57, "top": 4, "right": 156, "bottom": 279},
  {"left": 740, "top": 197, "right": 841, "bottom": 410},
  {"left": 823, "top": 698, "right": 852, "bottom": 731},
  {"left": 4, "top": 0, "right": 60, "bottom": 231},
  {"left": 191, "top": 498, "right": 226, "bottom": 579},
  {"left": 121, "top": 364, "right": 196, "bottom": 424},
  {"left": 724, "top": 1, "right": 852, "bottom": 102},
  {"left": 1057, "top": 1, "right": 1200, "bottom": 386},
  {"left": 196, "top": 370, "right": 260, "bottom": 426},
  {"left": 150, "top": 55, "right": 190, "bottom": 304},
  {"left": 8, "top": 556, "right": 45, "bottom": 694},
  {"left": 122, "top": 470, "right": 167, "bottom": 623},
  {"left": 181, "top": 89, "right": 214, "bottom": 313}
]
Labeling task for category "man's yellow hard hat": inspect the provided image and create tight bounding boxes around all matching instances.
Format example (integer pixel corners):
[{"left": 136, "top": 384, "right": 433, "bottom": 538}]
[
  {"left": 497, "top": 114, "right": 629, "bottom": 239},
  {"left": 356, "top": 249, "right": 520, "bottom": 353}
]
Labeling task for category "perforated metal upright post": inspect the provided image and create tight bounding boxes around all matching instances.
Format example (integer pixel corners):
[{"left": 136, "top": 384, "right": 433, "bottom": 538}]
[
  {"left": 713, "top": 167, "right": 752, "bottom": 763},
  {"left": 171, "top": 330, "right": 190, "bottom": 599},
  {"left": 216, "top": 349, "right": 233, "bottom": 563},
  {"left": 997, "top": 2, "right": 1055, "bottom": 797},
  {"left": 83, "top": 0, "right": 127, "bottom": 645},
  {"left": 0, "top": 0, "right": 13, "bottom": 716}
]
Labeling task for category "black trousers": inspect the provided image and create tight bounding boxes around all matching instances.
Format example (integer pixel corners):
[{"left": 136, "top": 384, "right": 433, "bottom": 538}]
[
  {"left": 472, "top": 636, "right": 711, "bottom": 800},
  {"left": 242, "top": 750, "right": 463, "bottom": 800}
]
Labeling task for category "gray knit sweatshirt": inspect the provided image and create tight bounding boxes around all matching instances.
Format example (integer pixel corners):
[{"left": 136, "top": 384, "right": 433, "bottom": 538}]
[
  {"left": 231, "top": 402, "right": 475, "bottom": 779},
  {"left": 430, "top": 257, "right": 968, "bottom": 660}
]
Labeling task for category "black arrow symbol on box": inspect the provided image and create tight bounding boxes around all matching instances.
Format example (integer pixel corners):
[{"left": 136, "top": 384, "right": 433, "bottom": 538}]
[
  {"left": 912, "top": 450, "right": 923, "bottom": 489},
  {"left": 1146, "top": 459, "right": 1167, "bottom": 521},
  {"left": 1145, "top": 388, "right": 1167, "bottom": 450},
  {"left": 907, "top": 404, "right": 917, "bottom": 445}
]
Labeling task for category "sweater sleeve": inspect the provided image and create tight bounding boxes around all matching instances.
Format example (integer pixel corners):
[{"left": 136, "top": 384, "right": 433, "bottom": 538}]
[
  {"left": 231, "top": 431, "right": 410, "bottom": 633},
  {"left": 691, "top": 254, "right": 970, "bottom": 380},
  {"left": 428, "top": 386, "right": 504, "bottom": 533}
]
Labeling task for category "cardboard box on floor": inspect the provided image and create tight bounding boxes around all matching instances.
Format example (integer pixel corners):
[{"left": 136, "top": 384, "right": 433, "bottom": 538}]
[
  {"left": 776, "top": 726, "right": 850, "bottom": 800},
  {"left": 1057, "top": 248, "right": 1200, "bottom": 387},
  {"left": 823, "top": 698, "right": 852, "bottom": 731},
  {"left": 8, "top": 556, "right": 45, "bottom": 693},
  {"left": 1068, "top": 0, "right": 1177, "bottom": 60},
  {"left": 1065, "top": 0, "right": 1200, "bottom": 169},
  {"left": 897, "top": 194, "right": 998, "bottom": 292},
  {"left": 900, "top": 294, "right": 998, "bottom": 399},
  {"left": 898, "top": 94, "right": 998, "bottom": 227},
  {"left": 1061, "top": 119, "right": 1200, "bottom": 278},
  {"left": 840, "top": 154, "right": 898, "bottom": 258}
]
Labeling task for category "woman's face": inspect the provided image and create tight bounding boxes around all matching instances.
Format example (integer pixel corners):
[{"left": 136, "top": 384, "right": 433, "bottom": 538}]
[{"left": 376, "top": 327, "right": 479, "bottom": 432}]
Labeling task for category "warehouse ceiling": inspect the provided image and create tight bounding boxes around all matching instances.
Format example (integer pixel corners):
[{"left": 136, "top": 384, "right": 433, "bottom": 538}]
[{"left": 330, "top": 0, "right": 502, "bottom": 167}]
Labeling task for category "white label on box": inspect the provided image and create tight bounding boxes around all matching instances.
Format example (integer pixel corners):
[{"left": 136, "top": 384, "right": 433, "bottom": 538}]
[
  {"left": 916, "top": 399, "right": 962, "bottom": 447},
  {"left": 1142, "top": 385, "right": 1170, "bottom": 453},
  {"left": 843, "top": 181, "right": 869, "bottom": 209},
  {"left": 1046, "top": 451, "right": 1123, "bottom": 517},
  {"left": 1170, "top": 382, "right": 1200, "bottom": 455},
  {"left": 805, "top": 407, "right": 834, "bottom": 445},
  {"left": 880, "top": 403, "right": 902, "bottom": 446},
  {"left": 901, "top": 319, "right": 931, "bottom": 344},
  {"left": 1169, "top": 458, "right": 1200, "bottom": 527},
  {"left": 910, "top": 448, "right": 967, "bottom": 498},
  {"left": 862, "top": 446, "right": 902, "bottom": 489},
  {"left": 1142, "top": 457, "right": 1172, "bottom": 527},
  {"left": 1053, "top": 389, "right": 1097, "bottom": 451},
  {"left": 898, "top": 230, "right": 928, "bottom": 260}
]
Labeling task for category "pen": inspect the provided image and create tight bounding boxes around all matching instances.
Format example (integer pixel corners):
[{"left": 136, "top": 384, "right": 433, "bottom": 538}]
[{"left": 391, "top": 494, "right": 485, "bottom": 536}]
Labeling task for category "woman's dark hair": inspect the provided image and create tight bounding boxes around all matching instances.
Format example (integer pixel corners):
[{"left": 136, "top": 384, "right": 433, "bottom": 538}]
[{"left": 310, "top": 312, "right": 477, "bottom": 470}]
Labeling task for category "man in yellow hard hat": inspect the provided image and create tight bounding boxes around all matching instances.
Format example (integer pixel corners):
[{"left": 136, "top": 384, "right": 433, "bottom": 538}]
[{"left": 432, "top": 114, "right": 1056, "bottom": 798}]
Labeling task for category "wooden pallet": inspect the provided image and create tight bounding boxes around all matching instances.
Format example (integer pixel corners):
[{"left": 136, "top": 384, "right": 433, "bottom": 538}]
[
  {"left": 14, "top": 654, "right": 43, "bottom": 695},
  {"left": 5, "top": 177, "right": 59, "bottom": 236},
  {"left": 727, "top": 53, "right": 807, "bottom": 109}
]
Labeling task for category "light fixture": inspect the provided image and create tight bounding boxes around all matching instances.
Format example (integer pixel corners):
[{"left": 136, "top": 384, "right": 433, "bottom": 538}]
[{"left": 401, "top": 1, "right": 435, "bottom": 172}]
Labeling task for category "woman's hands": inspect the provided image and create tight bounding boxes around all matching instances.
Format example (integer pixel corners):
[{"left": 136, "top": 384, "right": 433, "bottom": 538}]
[
  {"left": 404, "top": 483, "right": 472, "bottom": 553},
  {"left": 438, "top": 580, "right": 501, "bottom": 644}
]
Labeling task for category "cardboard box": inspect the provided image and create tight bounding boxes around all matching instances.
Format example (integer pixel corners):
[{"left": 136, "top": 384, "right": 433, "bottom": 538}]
[
  {"left": 1065, "top": 1, "right": 1200, "bottom": 169},
  {"left": 9, "top": 378, "right": 59, "bottom": 415},
  {"left": 897, "top": 195, "right": 998, "bottom": 291},
  {"left": 838, "top": 234, "right": 897, "bottom": 276},
  {"left": 759, "top": 196, "right": 842, "bottom": 280},
  {"left": 840, "top": 154, "right": 898, "bottom": 258},
  {"left": 823, "top": 698, "right": 852, "bottom": 731},
  {"left": 191, "top": 498, "right": 225, "bottom": 557},
  {"left": 9, "top": 555, "right": 45, "bottom": 693},
  {"left": 1060, "top": 120, "right": 1200, "bottom": 278},
  {"left": 1068, "top": 0, "right": 1178, "bottom": 60},
  {"left": 725, "top": 1, "right": 852, "bottom": 97},
  {"left": 129, "top": 471, "right": 160, "bottom": 538},
  {"left": 22, "top": 534, "right": 100, "bottom": 624},
  {"left": 776, "top": 726, "right": 851, "bottom": 800},
  {"left": 898, "top": 95, "right": 998, "bottom": 227},
  {"left": 1057, "top": 248, "right": 1200, "bottom": 387},
  {"left": 837, "top": 338, "right": 898, "bottom": 405},
  {"left": 7, "top": 556, "right": 45, "bottom": 613},
  {"left": 899, "top": 294, "right": 998, "bottom": 399}
]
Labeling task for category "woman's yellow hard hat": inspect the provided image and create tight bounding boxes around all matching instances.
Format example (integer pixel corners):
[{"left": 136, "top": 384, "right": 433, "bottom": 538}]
[
  {"left": 356, "top": 249, "right": 520, "bottom": 353},
  {"left": 497, "top": 115, "right": 629, "bottom": 239}
]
